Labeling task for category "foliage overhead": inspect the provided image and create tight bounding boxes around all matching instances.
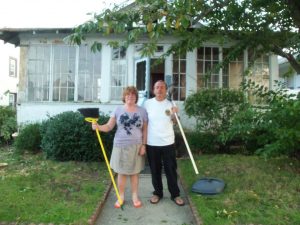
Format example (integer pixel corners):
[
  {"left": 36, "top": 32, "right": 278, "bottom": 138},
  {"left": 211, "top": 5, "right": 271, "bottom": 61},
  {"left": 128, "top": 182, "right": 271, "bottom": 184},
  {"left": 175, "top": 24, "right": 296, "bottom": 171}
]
[{"left": 67, "top": 0, "right": 300, "bottom": 73}]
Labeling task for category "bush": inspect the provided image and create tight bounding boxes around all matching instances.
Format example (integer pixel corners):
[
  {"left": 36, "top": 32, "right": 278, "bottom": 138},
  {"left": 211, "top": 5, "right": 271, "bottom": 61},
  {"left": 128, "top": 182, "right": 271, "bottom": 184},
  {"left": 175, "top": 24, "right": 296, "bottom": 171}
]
[
  {"left": 14, "top": 123, "right": 41, "bottom": 154},
  {"left": 184, "top": 88, "right": 246, "bottom": 152},
  {"left": 40, "top": 111, "right": 115, "bottom": 162},
  {"left": 255, "top": 99, "right": 300, "bottom": 157},
  {"left": 0, "top": 106, "right": 17, "bottom": 145},
  {"left": 242, "top": 80, "right": 300, "bottom": 157}
]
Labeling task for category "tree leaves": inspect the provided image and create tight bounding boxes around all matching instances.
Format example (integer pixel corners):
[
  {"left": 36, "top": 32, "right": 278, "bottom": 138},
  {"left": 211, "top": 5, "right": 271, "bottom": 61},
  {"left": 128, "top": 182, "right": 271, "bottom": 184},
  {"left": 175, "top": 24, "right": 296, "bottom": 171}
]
[{"left": 67, "top": 0, "right": 300, "bottom": 73}]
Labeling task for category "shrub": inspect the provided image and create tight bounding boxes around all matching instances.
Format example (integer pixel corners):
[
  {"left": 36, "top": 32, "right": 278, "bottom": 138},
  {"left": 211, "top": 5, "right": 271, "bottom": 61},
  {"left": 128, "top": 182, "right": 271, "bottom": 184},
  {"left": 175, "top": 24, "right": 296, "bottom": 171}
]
[
  {"left": 184, "top": 88, "right": 246, "bottom": 152},
  {"left": 0, "top": 106, "right": 17, "bottom": 145},
  {"left": 14, "top": 123, "right": 41, "bottom": 154},
  {"left": 255, "top": 99, "right": 300, "bottom": 157},
  {"left": 40, "top": 111, "right": 115, "bottom": 162}
]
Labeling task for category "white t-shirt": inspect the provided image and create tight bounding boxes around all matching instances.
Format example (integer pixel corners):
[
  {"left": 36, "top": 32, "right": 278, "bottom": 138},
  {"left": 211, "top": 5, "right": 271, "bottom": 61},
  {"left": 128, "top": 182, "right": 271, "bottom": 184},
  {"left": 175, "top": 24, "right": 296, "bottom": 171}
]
[{"left": 144, "top": 98, "right": 175, "bottom": 146}]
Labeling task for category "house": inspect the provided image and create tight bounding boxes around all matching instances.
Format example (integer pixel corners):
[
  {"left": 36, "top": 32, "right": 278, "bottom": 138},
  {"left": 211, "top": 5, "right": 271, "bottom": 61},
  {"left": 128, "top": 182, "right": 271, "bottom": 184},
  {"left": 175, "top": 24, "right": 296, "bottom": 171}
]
[
  {"left": 0, "top": 40, "right": 19, "bottom": 107},
  {"left": 0, "top": 27, "right": 279, "bottom": 128},
  {"left": 279, "top": 56, "right": 300, "bottom": 90}
]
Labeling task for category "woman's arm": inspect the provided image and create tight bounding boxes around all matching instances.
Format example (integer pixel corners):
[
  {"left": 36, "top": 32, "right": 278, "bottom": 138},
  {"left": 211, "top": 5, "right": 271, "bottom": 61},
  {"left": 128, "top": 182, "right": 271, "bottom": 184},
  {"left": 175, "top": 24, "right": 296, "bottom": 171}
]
[
  {"left": 142, "top": 121, "right": 148, "bottom": 145},
  {"left": 139, "top": 121, "right": 148, "bottom": 156},
  {"left": 92, "top": 117, "right": 116, "bottom": 132}
]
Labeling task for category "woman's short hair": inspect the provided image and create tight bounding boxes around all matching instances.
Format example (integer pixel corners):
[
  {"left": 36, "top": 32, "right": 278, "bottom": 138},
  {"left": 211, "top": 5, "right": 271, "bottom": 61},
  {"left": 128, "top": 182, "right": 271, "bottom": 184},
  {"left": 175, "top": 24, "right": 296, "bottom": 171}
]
[{"left": 122, "top": 86, "right": 139, "bottom": 103}]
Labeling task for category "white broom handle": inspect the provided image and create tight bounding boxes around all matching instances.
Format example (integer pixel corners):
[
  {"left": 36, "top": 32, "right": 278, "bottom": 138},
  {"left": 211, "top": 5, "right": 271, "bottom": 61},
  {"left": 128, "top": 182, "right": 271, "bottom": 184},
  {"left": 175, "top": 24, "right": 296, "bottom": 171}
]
[{"left": 172, "top": 101, "right": 199, "bottom": 174}]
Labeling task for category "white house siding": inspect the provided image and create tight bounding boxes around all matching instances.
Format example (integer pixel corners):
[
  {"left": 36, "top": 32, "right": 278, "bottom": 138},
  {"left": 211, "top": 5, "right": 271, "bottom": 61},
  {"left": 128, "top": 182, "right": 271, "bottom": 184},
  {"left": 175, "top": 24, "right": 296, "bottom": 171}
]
[
  {"left": 14, "top": 32, "right": 279, "bottom": 129},
  {"left": 279, "top": 59, "right": 300, "bottom": 89},
  {"left": 0, "top": 40, "right": 19, "bottom": 106}
]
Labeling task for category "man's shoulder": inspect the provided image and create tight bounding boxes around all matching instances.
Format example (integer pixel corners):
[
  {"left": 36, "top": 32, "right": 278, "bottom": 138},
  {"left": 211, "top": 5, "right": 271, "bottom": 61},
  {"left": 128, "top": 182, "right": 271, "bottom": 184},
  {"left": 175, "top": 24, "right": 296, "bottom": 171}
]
[{"left": 144, "top": 97, "right": 155, "bottom": 105}]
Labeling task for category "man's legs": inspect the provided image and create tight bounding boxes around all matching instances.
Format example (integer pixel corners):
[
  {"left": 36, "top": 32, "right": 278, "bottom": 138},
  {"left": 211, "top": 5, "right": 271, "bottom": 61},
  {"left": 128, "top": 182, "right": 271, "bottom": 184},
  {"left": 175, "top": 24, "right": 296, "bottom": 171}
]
[
  {"left": 146, "top": 145, "right": 163, "bottom": 198},
  {"left": 161, "top": 144, "right": 180, "bottom": 199}
]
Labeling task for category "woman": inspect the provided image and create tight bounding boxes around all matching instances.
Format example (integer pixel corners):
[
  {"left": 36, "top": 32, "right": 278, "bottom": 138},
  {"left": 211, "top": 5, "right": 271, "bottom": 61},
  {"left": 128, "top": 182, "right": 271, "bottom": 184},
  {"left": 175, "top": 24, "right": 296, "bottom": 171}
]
[{"left": 92, "top": 86, "right": 148, "bottom": 208}]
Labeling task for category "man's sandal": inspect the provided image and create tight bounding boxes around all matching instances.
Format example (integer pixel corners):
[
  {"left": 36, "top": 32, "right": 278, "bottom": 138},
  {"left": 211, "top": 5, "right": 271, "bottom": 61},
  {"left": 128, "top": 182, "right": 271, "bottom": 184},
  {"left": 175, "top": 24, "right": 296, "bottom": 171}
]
[
  {"left": 172, "top": 196, "right": 185, "bottom": 206},
  {"left": 150, "top": 195, "right": 161, "bottom": 204}
]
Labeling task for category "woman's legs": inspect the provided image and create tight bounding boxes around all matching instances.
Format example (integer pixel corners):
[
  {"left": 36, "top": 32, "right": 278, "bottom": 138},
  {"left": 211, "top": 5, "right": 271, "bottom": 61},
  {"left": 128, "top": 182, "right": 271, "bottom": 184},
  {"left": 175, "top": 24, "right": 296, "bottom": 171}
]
[
  {"left": 130, "top": 173, "right": 142, "bottom": 207},
  {"left": 117, "top": 174, "right": 127, "bottom": 201}
]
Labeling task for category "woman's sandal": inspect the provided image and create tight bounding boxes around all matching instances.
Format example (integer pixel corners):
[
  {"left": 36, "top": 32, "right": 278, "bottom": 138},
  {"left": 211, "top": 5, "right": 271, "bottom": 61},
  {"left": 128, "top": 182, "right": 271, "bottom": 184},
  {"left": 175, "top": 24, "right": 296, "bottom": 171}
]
[
  {"left": 150, "top": 195, "right": 161, "bottom": 204},
  {"left": 132, "top": 199, "right": 143, "bottom": 208},
  {"left": 172, "top": 196, "right": 185, "bottom": 206},
  {"left": 114, "top": 200, "right": 125, "bottom": 208}
]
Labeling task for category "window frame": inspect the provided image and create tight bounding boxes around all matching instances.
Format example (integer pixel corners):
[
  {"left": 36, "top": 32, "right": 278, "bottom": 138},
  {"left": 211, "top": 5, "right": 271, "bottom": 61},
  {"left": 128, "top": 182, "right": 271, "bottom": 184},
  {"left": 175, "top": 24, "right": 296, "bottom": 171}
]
[
  {"left": 26, "top": 44, "right": 101, "bottom": 102},
  {"left": 9, "top": 57, "right": 17, "bottom": 77}
]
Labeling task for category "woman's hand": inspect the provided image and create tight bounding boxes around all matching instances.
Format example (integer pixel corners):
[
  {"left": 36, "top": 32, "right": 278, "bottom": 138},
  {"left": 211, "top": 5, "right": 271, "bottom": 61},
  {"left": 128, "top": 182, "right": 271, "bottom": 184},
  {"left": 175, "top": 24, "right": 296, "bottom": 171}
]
[
  {"left": 92, "top": 122, "right": 98, "bottom": 130},
  {"left": 139, "top": 145, "right": 146, "bottom": 156}
]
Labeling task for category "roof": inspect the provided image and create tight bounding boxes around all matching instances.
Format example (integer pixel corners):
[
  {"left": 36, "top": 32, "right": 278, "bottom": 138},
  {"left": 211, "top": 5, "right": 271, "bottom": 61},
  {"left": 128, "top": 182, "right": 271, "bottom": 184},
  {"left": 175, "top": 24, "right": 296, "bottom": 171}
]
[{"left": 0, "top": 28, "right": 72, "bottom": 46}]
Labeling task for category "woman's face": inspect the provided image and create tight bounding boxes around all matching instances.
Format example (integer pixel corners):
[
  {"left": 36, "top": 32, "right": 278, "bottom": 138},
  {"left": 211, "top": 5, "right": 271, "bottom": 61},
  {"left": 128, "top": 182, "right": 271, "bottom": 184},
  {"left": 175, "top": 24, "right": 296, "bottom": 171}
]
[{"left": 125, "top": 92, "right": 136, "bottom": 104}]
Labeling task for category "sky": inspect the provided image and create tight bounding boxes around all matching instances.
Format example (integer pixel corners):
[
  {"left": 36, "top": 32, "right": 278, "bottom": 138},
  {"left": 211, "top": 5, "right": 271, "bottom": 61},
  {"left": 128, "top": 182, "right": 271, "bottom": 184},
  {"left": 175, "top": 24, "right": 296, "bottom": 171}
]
[{"left": 0, "top": 0, "right": 128, "bottom": 28}]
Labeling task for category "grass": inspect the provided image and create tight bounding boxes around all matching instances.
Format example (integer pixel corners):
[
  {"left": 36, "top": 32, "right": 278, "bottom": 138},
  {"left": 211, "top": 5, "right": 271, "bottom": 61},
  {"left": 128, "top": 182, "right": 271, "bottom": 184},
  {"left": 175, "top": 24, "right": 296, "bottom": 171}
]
[
  {"left": 0, "top": 146, "right": 110, "bottom": 224},
  {"left": 178, "top": 154, "right": 300, "bottom": 225}
]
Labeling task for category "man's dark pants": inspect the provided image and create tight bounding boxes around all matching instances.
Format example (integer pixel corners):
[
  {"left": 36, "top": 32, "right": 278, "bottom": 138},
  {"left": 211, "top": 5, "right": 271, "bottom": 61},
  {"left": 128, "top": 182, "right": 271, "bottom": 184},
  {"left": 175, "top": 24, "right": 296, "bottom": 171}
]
[{"left": 146, "top": 144, "right": 180, "bottom": 199}]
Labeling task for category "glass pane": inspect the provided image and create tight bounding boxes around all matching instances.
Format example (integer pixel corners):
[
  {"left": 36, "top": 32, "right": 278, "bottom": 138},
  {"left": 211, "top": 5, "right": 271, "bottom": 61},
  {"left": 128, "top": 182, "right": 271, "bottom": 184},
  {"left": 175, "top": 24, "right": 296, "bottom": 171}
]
[
  {"left": 180, "top": 87, "right": 186, "bottom": 100},
  {"left": 173, "top": 73, "right": 179, "bottom": 86},
  {"left": 205, "top": 47, "right": 211, "bottom": 60},
  {"left": 173, "top": 60, "right": 179, "bottom": 73},
  {"left": 197, "top": 61, "right": 203, "bottom": 74},
  {"left": 136, "top": 61, "right": 146, "bottom": 90},
  {"left": 180, "top": 61, "right": 186, "bottom": 73},
  {"left": 180, "top": 74, "right": 186, "bottom": 86},
  {"left": 60, "top": 88, "right": 67, "bottom": 101},
  {"left": 205, "top": 61, "right": 211, "bottom": 73},
  {"left": 197, "top": 47, "right": 204, "bottom": 59},
  {"left": 53, "top": 87, "right": 59, "bottom": 101},
  {"left": 68, "top": 88, "right": 74, "bottom": 101},
  {"left": 197, "top": 76, "right": 205, "bottom": 88},
  {"left": 213, "top": 48, "right": 219, "bottom": 60}
]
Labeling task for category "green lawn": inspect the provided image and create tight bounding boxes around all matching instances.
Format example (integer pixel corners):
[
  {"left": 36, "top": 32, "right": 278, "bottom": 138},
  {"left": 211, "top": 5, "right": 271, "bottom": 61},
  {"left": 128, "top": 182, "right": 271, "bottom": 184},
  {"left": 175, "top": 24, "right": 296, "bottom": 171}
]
[
  {"left": 0, "top": 146, "right": 110, "bottom": 224},
  {"left": 178, "top": 154, "right": 300, "bottom": 225}
]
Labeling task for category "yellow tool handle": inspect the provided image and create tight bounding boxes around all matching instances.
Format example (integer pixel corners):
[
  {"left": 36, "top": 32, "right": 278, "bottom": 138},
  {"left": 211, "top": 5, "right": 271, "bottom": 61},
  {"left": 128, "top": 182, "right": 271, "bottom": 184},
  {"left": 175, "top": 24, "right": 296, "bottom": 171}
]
[
  {"left": 85, "top": 117, "right": 123, "bottom": 207},
  {"left": 95, "top": 129, "right": 123, "bottom": 206}
]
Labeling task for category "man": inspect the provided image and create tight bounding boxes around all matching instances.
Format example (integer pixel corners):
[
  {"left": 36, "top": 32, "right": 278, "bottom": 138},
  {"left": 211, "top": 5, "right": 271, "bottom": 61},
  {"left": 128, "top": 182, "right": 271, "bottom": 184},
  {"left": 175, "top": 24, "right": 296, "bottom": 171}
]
[{"left": 144, "top": 80, "right": 185, "bottom": 206}]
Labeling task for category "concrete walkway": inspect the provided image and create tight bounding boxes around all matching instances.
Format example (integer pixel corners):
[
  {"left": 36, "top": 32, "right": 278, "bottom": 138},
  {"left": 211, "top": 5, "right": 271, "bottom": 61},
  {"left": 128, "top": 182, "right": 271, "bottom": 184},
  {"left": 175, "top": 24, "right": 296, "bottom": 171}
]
[{"left": 95, "top": 169, "right": 198, "bottom": 225}]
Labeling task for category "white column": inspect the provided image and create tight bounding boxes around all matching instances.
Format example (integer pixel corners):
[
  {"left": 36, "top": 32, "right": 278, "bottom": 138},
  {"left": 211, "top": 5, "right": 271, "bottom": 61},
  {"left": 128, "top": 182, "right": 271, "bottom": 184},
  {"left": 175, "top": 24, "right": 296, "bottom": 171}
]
[
  {"left": 100, "top": 44, "right": 112, "bottom": 102},
  {"left": 186, "top": 49, "right": 197, "bottom": 96},
  {"left": 269, "top": 54, "right": 279, "bottom": 90},
  {"left": 127, "top": 44, "right": 134, "bottom": 85}
]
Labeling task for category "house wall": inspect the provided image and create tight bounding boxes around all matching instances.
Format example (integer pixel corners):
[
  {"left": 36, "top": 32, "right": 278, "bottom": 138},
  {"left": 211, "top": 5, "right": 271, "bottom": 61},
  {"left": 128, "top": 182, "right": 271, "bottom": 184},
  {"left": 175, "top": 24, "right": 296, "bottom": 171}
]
[
  {"left": 279, "top": 59, "right": 300, "bottom": 89},
  {"left": 16, "top": 33, "right": 278, "bottom": 129},
  {"left": 0, "top": 40, "right": 19, "bottom": 106}
]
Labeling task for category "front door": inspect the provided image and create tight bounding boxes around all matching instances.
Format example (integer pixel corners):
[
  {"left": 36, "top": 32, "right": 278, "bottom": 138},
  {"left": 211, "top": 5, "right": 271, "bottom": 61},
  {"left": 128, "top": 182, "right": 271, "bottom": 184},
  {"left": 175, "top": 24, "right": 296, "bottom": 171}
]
[{"left": 135, "top": 58, "right": 150, "bottom": 106}]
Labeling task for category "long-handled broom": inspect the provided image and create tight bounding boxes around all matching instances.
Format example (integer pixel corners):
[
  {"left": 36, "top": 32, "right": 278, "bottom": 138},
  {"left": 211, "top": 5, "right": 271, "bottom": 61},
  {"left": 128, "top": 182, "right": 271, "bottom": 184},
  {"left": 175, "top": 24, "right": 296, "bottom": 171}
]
[
  {"left": 78, "top": 108, "right": 124, "bottom": 209},
  {"left": 166, "top": 85, "right": 199, "bottom": 175}
]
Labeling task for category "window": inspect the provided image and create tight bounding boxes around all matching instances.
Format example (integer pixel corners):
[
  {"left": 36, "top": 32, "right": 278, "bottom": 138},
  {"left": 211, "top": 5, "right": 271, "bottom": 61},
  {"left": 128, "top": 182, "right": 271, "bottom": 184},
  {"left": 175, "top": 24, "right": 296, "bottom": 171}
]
[
  {"left": 27, "top": 44, "right": 101, "bottom": 102},
  {"left": 9, "top": 93, "right": 16, "bottom": 107},
  {"left": 28, "top": 46, "right": 51, "bottom": 101},
  {"left": 197, "top": 47, "right": 220, "bottom": 89},
  {"left": 9, "top": 57, "right": 17, "bottom": 77},
  {"left": 197, "top": 47, "right": 246, "bottom": 89},
  {"left": 248, "top": 50, "right": 270, "bottom": 89},
  {"left": 223, "top": 48, "right": 244, "bottom": 89},
  {"left": 111, "top": 47, "right": 127, "bottom": 100},
  {"left": 172, "top": 52, "right": 186, "bottom": 100},
  {"left": 77, "top": 46, "right": 101, "bottom": 101},
  {"left": 52, "top": 46, "right": 76, "bottom": 101}
]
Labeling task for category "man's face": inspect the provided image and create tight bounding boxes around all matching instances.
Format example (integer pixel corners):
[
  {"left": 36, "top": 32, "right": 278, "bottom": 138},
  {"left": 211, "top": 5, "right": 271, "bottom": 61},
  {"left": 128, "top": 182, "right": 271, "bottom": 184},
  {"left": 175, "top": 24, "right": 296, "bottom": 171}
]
[{"left": 153, "top": 81, "right": 167, "bottom": 100}]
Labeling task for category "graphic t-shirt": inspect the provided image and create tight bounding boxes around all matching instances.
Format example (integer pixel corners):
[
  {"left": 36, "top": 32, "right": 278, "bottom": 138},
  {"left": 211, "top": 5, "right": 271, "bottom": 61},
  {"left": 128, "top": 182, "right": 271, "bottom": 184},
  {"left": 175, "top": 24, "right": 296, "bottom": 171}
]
[{"left": 112, "top": 106, "right": 148, "bottom": 147}]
